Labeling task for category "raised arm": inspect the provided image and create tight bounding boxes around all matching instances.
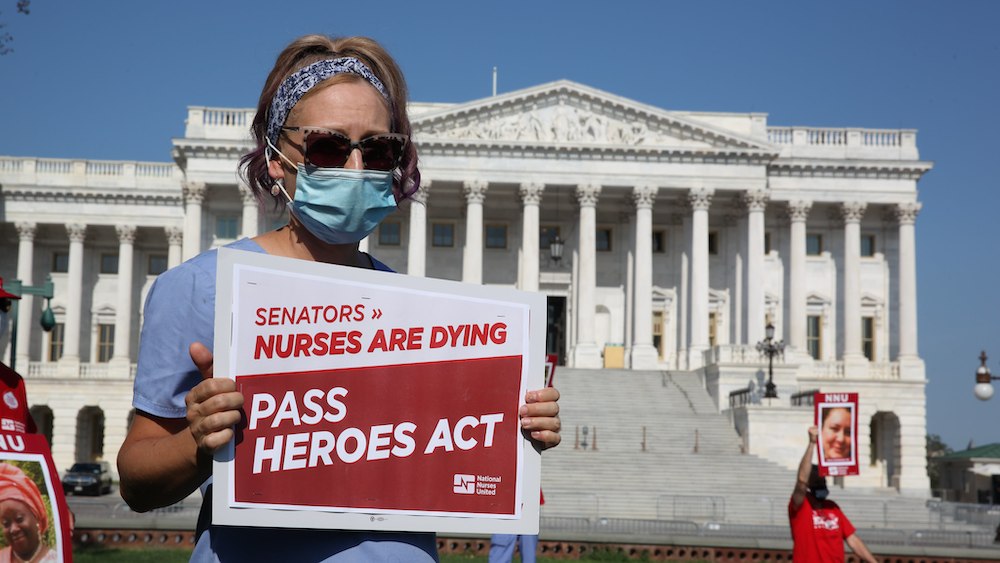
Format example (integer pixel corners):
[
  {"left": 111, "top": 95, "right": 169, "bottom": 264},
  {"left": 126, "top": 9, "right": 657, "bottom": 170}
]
[
  {"left": 845, "top": 533, "right": 879, "bottom": 563},
  {"left": 117, "top": 343, "right": 244, "bottom": 512},
  {"left": 792, "top": 426, "right": 818, "bottom": 509}
]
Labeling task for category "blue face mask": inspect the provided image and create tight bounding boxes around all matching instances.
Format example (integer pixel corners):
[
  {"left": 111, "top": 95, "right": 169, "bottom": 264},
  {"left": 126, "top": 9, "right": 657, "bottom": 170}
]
[{"left": 812, "top": 488, "right": 829, "bottom": 501}]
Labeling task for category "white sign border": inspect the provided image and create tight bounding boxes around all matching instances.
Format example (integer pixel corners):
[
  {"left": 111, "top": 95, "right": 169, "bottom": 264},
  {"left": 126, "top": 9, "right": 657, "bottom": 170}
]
[{"left": 213, "top": 248, "right": 544, "bottom": 534}]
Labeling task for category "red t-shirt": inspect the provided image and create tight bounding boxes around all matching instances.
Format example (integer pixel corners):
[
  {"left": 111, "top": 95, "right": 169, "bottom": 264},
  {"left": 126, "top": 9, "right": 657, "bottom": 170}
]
[
  {"left": 788, "top": 496, "right": 856, "bottom": 563},
  {"left": 0, "top": 364, "right": 37, "bottom": 434}
]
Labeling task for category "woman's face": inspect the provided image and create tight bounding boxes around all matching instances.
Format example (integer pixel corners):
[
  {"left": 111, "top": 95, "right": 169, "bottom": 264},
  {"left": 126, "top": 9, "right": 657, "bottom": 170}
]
[
  {"left": 821, "top": 407, "right": 852, "bottom": 459},
  {"left": 0, "top": 499, "right": 40, "bottom": 557},
  {"left": 269, "top": 79, "right": 392, "bottom": 197}
]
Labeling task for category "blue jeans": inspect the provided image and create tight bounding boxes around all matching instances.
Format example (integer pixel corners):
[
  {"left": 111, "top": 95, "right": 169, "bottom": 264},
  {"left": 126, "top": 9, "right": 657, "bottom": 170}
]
[{"left": 489, "top": 534, "right": 538, "bottom": 563}]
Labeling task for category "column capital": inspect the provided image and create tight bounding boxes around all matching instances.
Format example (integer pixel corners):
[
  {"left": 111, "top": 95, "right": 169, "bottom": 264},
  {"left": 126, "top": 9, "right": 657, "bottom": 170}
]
[
  {"left": 840, "top": 201, "right": 868, "bottom": 224},
  {"left": 66, "top": 223, "right": 87, "bottom": 243},
  {"left": 115, "top": 224, "right": 137, "bottom": 244},
  {"left": 687, "top": 188, "right": 714, "bottom": 211},
  {"left": 15, "top": 222, "right": 37, "bottom": 242},
  {"left": 741, "top": 189, "right": 770, "bottom": 212},
  {"left": 518, "top": 182, "right": 545, "bottom": 206},
  {"left": 785, "top": 200, "right": 813, "bottom": 222},
  {"left": 183, "top": 181, "right": 207, "bottom": 204},
  {"left": 631, "top": 184, "right": 658, "bottom": 210},
  {"left": 575, "top": 183, "right": 601, "bottom": 207},
  {"left": 463, "top": 179, "right": 488, "bottom": 204},
  {"left": 165, "top": 226, "right": 184, "bottom": 246},
  {"left": 894, "top": 202, "right": 922, "bottom": 225}
]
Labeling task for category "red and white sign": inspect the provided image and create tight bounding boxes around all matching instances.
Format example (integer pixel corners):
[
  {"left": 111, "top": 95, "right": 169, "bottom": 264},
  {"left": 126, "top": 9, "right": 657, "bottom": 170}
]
[
  {"left": 213, "top": 249, "right": 545, "bottom": 534},
  {"left": 814, "top": 392, "right": 859, "bottom": 477}
]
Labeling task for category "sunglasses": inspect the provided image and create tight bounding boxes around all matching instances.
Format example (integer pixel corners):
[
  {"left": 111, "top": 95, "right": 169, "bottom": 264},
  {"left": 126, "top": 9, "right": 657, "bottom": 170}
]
[{"left": 280, "top": 126, "right": 407, "bottom": 171}]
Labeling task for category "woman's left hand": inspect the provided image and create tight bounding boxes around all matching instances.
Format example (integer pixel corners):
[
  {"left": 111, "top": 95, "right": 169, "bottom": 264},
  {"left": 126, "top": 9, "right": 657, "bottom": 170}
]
[{"left": 520, "top": 387, "right": 561, "bottom": 449}]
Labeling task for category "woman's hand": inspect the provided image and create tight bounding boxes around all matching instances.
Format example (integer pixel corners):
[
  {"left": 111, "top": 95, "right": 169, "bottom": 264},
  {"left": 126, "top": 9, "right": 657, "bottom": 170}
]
[
  {"left": 520, "top": 387, "right": 561, "bottom": 449},
  {"left": 185, "top": 343, "right": 244, "bottom": 456}
]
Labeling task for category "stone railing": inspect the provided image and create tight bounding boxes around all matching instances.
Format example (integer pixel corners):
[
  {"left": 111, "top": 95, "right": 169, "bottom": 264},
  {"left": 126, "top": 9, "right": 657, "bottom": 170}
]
[
  {"left": 812, "top": 361, "right": 845, "bottom": 379},
  {"left": 23, "top": 362, "right": 136, "bottom": 380},
  {"left": 25, "top": 362, "right": 58, "bottom": 379},
  {"left": 869, "top": 362, "right": 901, "bottom": 380},
  {"left": 184, "top": 106, "right": 256, "bottom": 140},
  {"left": 766, "top": 126, "right": 918, "bottom": 160},
  {"left": 0, "top": 156, "right": 181, "bottom": 189},
  {"left": 704, "top": 344, "right": 785, "bottom": 366}
]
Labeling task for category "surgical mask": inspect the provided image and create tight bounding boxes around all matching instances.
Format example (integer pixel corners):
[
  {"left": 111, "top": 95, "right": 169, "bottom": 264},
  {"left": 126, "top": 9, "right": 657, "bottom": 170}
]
[
  {"left": 812, "top": 488, "right": 829, "bottom": 501},
  {"left": 269, "top": 142, "right": 397, "bottom": 245}
]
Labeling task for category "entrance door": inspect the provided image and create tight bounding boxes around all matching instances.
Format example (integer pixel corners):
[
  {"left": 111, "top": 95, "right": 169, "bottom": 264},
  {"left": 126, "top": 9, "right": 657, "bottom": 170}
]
[{"left": 546, "top": 296, "right": 566, "bottom": 365}]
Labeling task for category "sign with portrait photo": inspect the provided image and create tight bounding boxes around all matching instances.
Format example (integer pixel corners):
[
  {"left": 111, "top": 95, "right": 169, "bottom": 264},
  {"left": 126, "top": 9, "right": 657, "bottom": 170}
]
[
  {"left": 212, "top": 249, "right": 545, "bottom": 535},
  {"left": 814, "top": 392, "right": 859, "bottom": 477},
  {"left": 0, "top": 432, "right": 73, "bottom": 562}
]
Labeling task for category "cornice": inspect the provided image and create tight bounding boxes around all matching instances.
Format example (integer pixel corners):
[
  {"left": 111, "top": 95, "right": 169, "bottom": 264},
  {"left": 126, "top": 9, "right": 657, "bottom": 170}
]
[
  {"left": 1, "top": 186, "right": 182, "bottom": 206},
  {"left": 768, "top": 158, "right": 933, "bottom": 180},
  {"left": 171, "top": 138, "right": 251, "bottom": 160}
]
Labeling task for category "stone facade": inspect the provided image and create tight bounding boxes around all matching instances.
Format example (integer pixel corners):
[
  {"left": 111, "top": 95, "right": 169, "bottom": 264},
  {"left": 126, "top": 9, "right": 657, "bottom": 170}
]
[{"left": 0, "top": 80, "right": 931, "bottom": 494}]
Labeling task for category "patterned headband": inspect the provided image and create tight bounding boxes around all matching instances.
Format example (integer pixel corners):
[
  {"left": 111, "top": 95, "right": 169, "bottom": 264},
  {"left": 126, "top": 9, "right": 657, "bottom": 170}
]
[{"left": 266, "top": 57, "right": 392, "bottom": 147}]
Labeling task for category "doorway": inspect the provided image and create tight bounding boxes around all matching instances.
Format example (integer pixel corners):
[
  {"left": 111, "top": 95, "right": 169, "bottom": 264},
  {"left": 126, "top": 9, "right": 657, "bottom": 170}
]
[{"left": 546, "top": 296, "right": 566, "bottom": 365}]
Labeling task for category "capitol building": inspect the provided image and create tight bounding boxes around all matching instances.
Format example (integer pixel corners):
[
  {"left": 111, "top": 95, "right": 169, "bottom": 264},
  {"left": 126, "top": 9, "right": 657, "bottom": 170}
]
[{"left": 0, "top": 80, "right": 932, "bottom": 495}]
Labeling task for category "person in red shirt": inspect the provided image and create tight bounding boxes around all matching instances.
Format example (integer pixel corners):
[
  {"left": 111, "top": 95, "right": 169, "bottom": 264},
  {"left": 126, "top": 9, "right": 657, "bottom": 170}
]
[
  {"left": 790, "top": 426, "right": 878, "bottom": 563},
  {"left": 0, "top": 278, "right": 36, "bottom": 434}
]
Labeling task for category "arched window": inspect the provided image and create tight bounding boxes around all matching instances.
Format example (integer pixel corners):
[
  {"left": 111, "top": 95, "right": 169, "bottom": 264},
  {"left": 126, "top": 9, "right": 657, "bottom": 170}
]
[
  {"left": 75, "top": 406, "right": 105, "bottom": 463},
  {"left": 29, "top": 406, "right": 54, "bottom": 447}
]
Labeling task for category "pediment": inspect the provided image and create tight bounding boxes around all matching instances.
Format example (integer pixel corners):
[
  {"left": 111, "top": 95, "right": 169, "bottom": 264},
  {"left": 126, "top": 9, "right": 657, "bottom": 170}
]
[{"left": 412, "top": 80, "right": 773, "bottom": 152}]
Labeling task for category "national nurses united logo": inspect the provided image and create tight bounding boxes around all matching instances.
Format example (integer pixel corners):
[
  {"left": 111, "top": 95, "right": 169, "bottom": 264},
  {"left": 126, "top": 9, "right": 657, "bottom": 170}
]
[
  {"left": 3, "top": 391, "right": 18, "bottom": 409},
  {"left": 453, "top": 474, "right": 476, "bottom": 494},
  {"left": 453, "top": 473, "right": 501, "bottom": 495}
]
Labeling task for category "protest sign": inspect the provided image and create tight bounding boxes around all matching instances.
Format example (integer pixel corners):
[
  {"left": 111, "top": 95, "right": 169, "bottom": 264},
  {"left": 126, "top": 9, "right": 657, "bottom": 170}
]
[
  {"left": 212, "top": 248, "right": 545, "bottom": 534},
  {"left": 0, "top": 432, "right": 73, "bottom": 562},
  {"left": 814, "top": 392, "right": 859, "bottom": 477}
]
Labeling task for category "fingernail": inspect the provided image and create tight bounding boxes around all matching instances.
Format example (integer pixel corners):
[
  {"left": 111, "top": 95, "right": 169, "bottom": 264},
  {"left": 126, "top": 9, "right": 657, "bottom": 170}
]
[
  {"left": 526, "top": 392, "right": 536, "bottom": 402},
  {"left": 521, "top": 417, "right": 531, "bottom": 427},
  {"left": 520, "top": 405, "right": 528, "bottom": 416}
]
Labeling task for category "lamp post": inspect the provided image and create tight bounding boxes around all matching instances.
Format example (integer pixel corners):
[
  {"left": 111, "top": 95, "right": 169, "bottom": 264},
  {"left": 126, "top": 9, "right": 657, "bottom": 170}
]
[
  {"left": 974, "top": 351, "right": 1000, "bottom": 401},
  {"left": 756, "top": 322, "right": 784, "bottom": 399},
  {"left": 3, "top": 277, "right": 56, "bottom": 373},
  {"left": 549, "top": 235, "right": 564, "bottom": 264}
]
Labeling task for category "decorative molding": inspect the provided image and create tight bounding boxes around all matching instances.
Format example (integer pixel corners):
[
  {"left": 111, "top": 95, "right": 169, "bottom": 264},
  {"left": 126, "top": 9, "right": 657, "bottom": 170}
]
[
  {"left": 894, "top": 202, "right": 922, "bottom": 225},
  {"left": 1, "top": 188, "right": 181, "bottom": 206},
  {"left": 115, "top": 224, "right": 137, "bottom": 244},
  {"left": 768, "top": 161, "right": 932, "bottom": 181},
  {"left": 575, "top": 183, "right": 601, "bottom": 207},
  {"left": 463, "top": 180, "right": 488, "bottom": 204},
  {"left": 15, "top": 222, "right": 37, "bottom": 242},
  {"left": 840, "top": 201, "right": 868, "bottom": 223},
  {"left": 182, "top": 182, "right": 206, "bottom": 204},
  {"left": 742, "top": 190, "right": 770, "bottom": 212},
  {"left": 518, "top": 182, "right": 545, "bottom": 206},
  {"left": 687, "top": 188, "right": 714, "bottom": 211},
  {"left": 785, "top": 200, "right": 813, "bottom": 222},
  {"left": 631, "top": 184, "right": 658, "bottom": 210},
  {"left": 165, "top": 226, "right": 184, "bottom": 246},
  {"left": 66, "top": 223, "right": 87, "bottom": 243}
]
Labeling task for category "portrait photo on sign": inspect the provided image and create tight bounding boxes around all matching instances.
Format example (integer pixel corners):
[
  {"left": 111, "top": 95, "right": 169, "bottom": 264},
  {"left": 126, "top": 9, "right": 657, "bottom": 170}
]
[
  {"left": 818, "top": 403, "right": 855, "bottom": 464},
  {"left": 0, "top": 454, "right": 64, "bottom": 563}
]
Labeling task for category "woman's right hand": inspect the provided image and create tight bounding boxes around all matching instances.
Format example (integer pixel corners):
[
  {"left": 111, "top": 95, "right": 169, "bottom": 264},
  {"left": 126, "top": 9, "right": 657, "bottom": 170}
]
[{"left": 185, "top": 342, "right": 244, "bottom": 455}]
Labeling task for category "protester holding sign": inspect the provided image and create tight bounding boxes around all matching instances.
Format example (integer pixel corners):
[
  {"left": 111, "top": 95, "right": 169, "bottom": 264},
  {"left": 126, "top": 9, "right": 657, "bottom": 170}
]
[{"left": 118, "top": 34, "right": 561, "bottom": 562}]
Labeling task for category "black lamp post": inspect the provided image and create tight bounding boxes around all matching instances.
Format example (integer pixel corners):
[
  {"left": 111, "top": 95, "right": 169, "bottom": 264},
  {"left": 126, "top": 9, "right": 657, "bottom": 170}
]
[
  {"left": 974, "top": 351, "right": 1000, "bottom": 402},
  {"left": 756, "top": 322, "right": 785, "bottom": 400},
  {"left": 3, "top": 277, "right": 56, "bottom": 372}
]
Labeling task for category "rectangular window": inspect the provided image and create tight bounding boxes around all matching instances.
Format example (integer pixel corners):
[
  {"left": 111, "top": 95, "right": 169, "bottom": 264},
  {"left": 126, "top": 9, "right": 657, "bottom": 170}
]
[
  {"left": 862, "top": 316, "right": 875, "bottom": 361},
  {"left": 52, "top": 252, "right": 69, "bottom": 273},
  {"left": 708, "top": 231, "right": 719, "bottom": 255},
  {"left": 148, "top": 255, "right": 168, "bottom": 275},
  {"left": 807, "top": 315, "right": 822, "bottom": 360},
  {"left": 652, "top": 311, "right": 664, "bottom": 360},
  {"left": 379, "top": 222, "right": 400, "bottom": 245},
  {"left": 216, "top": 217, "right": 239, "bottom": 240},
  {"left": 540, "top": 226, "right": 560, "bottom": 249},
  {"left": 48, "top": 323, "right": 65, "bottom": 362},
  {"left": 98, "top": 324, "right": 115, "bottom": 363},
  {"left": 100, "top": 253, "right": 119, "bottom": 274},
  {"left": 485, "top": 225, "right": 507, "bottom": 249},
  {"left": 806, "top": 234, "right": 823, "bottom": 256},
  {"left": 708, "top": 312, "right": 718, "bottom": 348},
  {"left": 652, "top": 231, "right": 665, "bottom": 253},
  {"left": 764, "top": 232, "right": 772, "bottom": 254},
  {"left": 432, "top": 224, "right": 454, "bottom": 247},
  {"left": 596, "top": 228, "right": 612, "bottom": 251},
  {"left": 861, "top": 235, "right": 875, "bottom": 257}
]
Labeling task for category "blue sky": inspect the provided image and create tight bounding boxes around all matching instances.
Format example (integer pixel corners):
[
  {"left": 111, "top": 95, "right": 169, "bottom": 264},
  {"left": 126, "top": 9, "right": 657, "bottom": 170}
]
[{"left": 1, "top": 1, "right": 998, "bottom": 451}]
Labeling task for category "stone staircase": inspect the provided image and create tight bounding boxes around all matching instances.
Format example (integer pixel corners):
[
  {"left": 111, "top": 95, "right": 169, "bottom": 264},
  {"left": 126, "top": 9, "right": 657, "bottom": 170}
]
[{"left": 540, "top": 368, "right": 938, "bottom": 529}]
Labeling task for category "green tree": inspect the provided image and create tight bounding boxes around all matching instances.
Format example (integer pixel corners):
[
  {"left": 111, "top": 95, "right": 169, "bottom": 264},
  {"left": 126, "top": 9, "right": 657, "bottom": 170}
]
[{"left": 926, "top": 433, "right": 953, "bottom": 490}]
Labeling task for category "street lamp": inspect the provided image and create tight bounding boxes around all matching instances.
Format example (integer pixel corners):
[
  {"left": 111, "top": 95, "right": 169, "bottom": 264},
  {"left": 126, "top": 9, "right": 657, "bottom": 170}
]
[
  {"left": 756, "top": 322, "right": 785, "bottom": 399},
  {"left": 1, "top": 277, "right": 56, "bottom": 373},
  {"left": 549, "top": 235, "right": 564, "bottom": 264},
  {"left": 974, "top": 351, "right": 999, "bottom": 401}
]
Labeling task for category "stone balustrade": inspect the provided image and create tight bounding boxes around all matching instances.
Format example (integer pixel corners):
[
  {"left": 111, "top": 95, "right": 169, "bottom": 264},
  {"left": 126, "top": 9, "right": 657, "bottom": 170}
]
[
  {"left": 704, "top": 344, "right": 786, "bottom": 366},
  {"left": 184, "top": 106, "right": 257, "bottom": 140},
  {"left": 869, "top": 362, "right": 901, "bottom": 380},
  {"left": 766, "top": 126, "right": 919, "bottom": 160},
  {"left": 0, "top": 156, "right": 181, "bottom": 189},
  {"left": 813, "top": 361, "right": 846, "bottom": 379},
  {"left": 24, "top": 362, "right": 135, "bottom": 380}
]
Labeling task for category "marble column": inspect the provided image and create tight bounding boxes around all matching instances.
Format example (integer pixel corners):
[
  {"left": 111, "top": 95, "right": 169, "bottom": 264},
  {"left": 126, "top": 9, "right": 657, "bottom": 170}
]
[
  {"left": 111, "top": 225, "right": 136, "bottom": 372},
  {"left": 240, "top": 183, "right": 260, "bottom": 238},
  {"left": 573, "top": 183, "right": 602, "bottom": 368},
  {"left": 182, "top": 182, "right": 206, "bottom": 261},
  {"left": 14, "top": 222, "right": 36, "bottom": 368},
  {"left": 895, "top": 202, "right": 922, "bottom": 359},
  {"left": 630, "top": 184, "right": 659, "bottom": 369},
  {"left": 407, "top": 181, "right": 431, "bottom": 277},
  {"left": 744, "top": 190, "right": 769, "bottom": 345},
  {"left": 841, "top": 201, "right": 867, "bottom": 363},
  {"left": 675, "top": 204, "right": 691, "bottom": 369},
  {"left": 165, "top": 226, "right": 184, "bottom": 269},
  {"left": 462, "top": 180, "right": 488, "bottom": 284},
  {"left": 688, "top": 188, "right": 714, "bottom": 368},
  {"left": 519, "top": 182, "right": 545, "bottom": 292},
  {"left": 786, "top": 201, "right": 813, "bottom": 356},
  {"left": 724, "top": 211, "right": 740, "bottom": 345},
  {"left": 61, "top": 223, "right": 86, "bottom": 372}
]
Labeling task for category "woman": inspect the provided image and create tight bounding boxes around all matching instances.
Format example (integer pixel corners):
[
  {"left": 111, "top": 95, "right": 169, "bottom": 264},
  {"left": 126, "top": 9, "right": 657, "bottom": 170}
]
[
  {"left": 0, "top": 463, "right": 55, "bottom": 563},
  {"left": 117, "top": 35, "right": 561, "bottom": 562},
  {"left": 820, "top": 406, "right": 852, "bottom": 460}
]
